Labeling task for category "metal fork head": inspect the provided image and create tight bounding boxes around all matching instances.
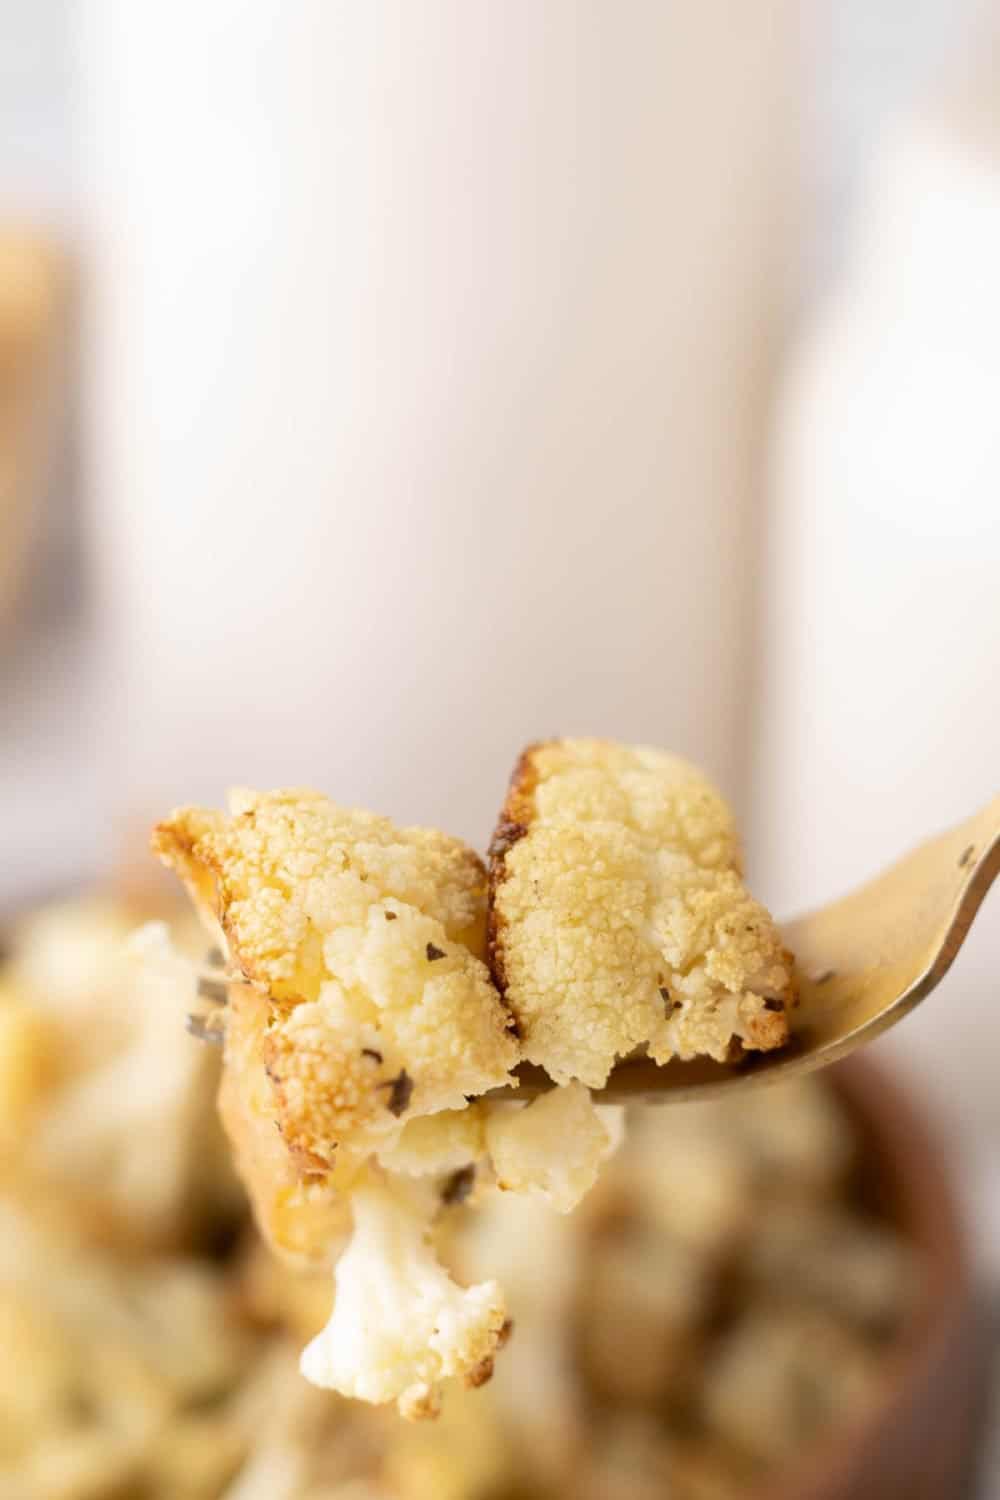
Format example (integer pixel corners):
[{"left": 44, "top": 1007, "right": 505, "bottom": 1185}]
[{"left": 185, "top": 946, "right": 229, "bottom": 1047}]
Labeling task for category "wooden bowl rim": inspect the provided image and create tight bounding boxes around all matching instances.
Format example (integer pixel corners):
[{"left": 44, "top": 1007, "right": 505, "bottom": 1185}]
[{"left": 759, "top": 1051, "right": 973, "bottom": 1500}]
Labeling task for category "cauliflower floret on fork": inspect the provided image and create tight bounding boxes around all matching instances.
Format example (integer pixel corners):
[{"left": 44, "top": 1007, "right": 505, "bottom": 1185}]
[
  {"left": 488, "top": 738, "right": 795, "bottom": 1088},
  {"left": 153, "top": 789, "right": 532, "bottom": 1415}
]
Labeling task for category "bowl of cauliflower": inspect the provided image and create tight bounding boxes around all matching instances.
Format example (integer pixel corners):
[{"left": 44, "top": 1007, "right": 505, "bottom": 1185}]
[{"left": 0, "top": 845, "right": 982, "bottom": 1500}]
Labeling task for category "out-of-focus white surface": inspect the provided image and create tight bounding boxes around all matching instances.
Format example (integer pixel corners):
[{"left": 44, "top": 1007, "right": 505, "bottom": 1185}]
[
  {"left": 0, "top": 0, "right": 72, "bottom": 229},
  {"left": 76, "top": 0, "right": 793, "bottom": 849},
  {"left": 753, "top": 51, "right": 1000, "bottom": 1198}
]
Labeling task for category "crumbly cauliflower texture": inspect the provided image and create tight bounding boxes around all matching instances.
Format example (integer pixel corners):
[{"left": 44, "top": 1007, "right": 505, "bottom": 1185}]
[
  {"left": 300, "top": 1176, "right": 506, "bottom": 1420},
  {"left": 488, "top": 739, "right": 794, "bottom": 1087},
  {"left": 154, "top": 789, "right": 490, "bottom": 996}
]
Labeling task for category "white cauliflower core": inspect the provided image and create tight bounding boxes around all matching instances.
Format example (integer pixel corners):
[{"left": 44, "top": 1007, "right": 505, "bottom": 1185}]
[
  {"left": 486, "top": 1083, "right": 618, "bottom": 1213},
  {"left": 301, "top": 1177, "right": 505, "bottom": 1419},
  {"left": 489, "top": 739, "right": 794, "bottom": 1088}
]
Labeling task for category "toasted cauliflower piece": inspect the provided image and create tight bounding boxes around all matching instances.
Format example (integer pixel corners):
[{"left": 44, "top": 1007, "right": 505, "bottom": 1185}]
[
  {"left": 153, "top": 790, "right": 518, "bottom": 1183},
  {"left": 488, "top": 739, "right": 794, "bottom": 1087},
  {"left": 485, "top": 1084, "right": 617, "bottom": 1213},
  {"left": 301, "top": 1175, "right": 506, "bottom": 1419}
]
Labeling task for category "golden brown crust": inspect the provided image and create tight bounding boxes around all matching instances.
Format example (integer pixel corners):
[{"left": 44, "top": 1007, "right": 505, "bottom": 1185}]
[
  {"left": 463, "top": 1354, "right": 495, "bottom": 1388},
  {"left": 487, "top": 742, "right": 544, "bottom": 1005},
  {"left": 260, "top": 1007, "right": 399, "bottom": 1175},
  {"left": 151, "top": 815, "right": 244, "bottom": 970}
]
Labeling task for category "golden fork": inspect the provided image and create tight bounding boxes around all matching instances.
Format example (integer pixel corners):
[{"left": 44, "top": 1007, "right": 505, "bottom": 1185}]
[{"left": 514, "top": 793, "right": 1000, "bottom": 1104}]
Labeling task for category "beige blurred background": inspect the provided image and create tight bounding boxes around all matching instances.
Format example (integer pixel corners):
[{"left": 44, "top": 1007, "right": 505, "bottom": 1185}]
[{"left": 2, "top": 0, "right": 999, "bottom": 1268}]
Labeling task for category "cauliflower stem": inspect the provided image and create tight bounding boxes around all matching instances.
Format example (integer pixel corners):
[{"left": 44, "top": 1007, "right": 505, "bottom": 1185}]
[{"left": 300, "top": 1175, "right": 506, "bottom": 1420}]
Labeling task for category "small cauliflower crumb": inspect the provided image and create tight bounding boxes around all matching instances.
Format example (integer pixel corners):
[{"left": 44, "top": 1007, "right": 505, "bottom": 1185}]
[
  {"left": 485, "top": 1084, "right": 617, "bottom": 1213},
  {"left": 300, "top": 1175, "right": 506, "bottom": 1419},
  {"left": 489, "top": 739, "right": 794, "bottom": 1087},
  {"left": 377, "top": 1106, "right": 487, "bottom": 1179}
]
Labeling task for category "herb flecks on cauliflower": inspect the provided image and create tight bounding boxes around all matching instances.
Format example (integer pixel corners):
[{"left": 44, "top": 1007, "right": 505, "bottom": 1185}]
[
  {"left": 300, "top": 1175, "right": 506, "bottom": 1420},
  {"left": 153, "top": 790, "right": 518, "bottom": 1191},
  {"left": 488, "top": 740, "right": 793, "bottom": 1088}
]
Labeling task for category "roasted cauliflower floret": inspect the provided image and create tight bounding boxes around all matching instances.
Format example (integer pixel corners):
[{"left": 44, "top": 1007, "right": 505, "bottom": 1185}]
[
  {"left": 153, "top": 790, "right": 518, "bottom": 1185},
  {"left": 154, "top": 790, "right": 522, "bottom": 1414},
  {"left": 300, "top": 1175, "right": 506, "bottom": 1420},
  {"left": 488, "top": 739, "right": 794, "bottom": 1087}
]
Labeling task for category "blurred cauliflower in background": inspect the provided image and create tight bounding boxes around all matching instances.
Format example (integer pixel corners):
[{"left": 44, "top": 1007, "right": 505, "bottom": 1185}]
[{"left": 0, "top": 882, "right": 919, "bottom": 1499}]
